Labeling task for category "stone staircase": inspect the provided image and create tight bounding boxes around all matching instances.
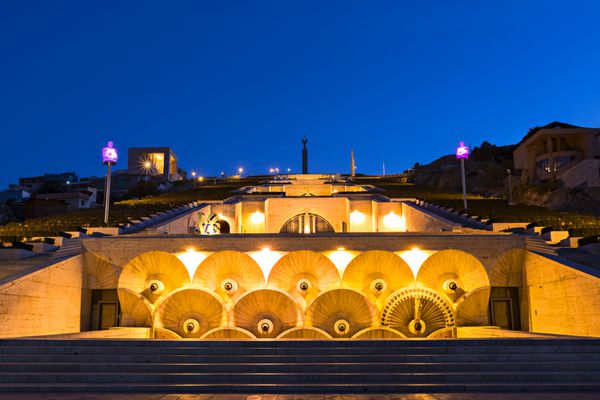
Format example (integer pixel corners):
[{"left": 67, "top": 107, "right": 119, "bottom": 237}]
[
  {"left": 525, "top": 236, "right": 559, "bottom": 257},
  {"left": 50, "top": 237, "right": 83, "bottom": 261},
  {"left": 0, "top": 338, "right": 599, "bottom": 393}
]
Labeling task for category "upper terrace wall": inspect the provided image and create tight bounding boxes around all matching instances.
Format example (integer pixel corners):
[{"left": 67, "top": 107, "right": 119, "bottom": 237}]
[
  {"left": 141, "top": 199, "right": 456, "bottom": 235},
  {"left": 83, "top": 233, "right": 524, "bottom": 272}
]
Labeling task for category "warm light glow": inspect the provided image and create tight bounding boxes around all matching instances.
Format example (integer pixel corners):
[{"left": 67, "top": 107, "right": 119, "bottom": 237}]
[
  {"left": 349, "top": 210, "right": 365, "bottom": 224},
  {"left": 176, "top": 250, "right": 210, "bottom": 279},
  {"left": 326, "top": 249, "right": 357, "bottom": 274},
  {"left": 383, "top": 212, "right": 406, "bottom": 231},
  {"left": 139, "top": 153, "right": 165, "bottom": 174},
  {"left": 399, "top": 247, "right": 433, "bottom": 278},
  {"left": 250, "top": 211, "right": 265, "bottom": 224},
  {"left": 198, "top": 176, "right": 204, "bottom": 182},
  {"left": 248, "top": 250, "right": 285, "bottom": 279}
]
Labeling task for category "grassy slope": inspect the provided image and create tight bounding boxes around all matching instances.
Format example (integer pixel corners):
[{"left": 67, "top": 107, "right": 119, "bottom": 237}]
[
  {"left": 357, "top": 177, "right": 600, "bottom": 237},
  {"left": 0, "top": 179, "right": 258, "bottom": 241},
  {"left": 2, "top": 176, "right": 599, "bottom": 241}
]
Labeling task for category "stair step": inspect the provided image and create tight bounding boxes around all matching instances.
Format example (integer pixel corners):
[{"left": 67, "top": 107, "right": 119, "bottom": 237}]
[
  {"left": 0, "top": 361, "right": 599, "bottom": 373},
  {"left": 1, "top": 339, "right": 599, "bottom": 393},
  {"left": 1, "top": 382, "right": 600, "bottom": 394},
  {"left": 3, "top": 353, "right": 599, "bottom": 364},
  {"left": 1, "top": 371, "right": 599, "bottom": 384},
  {"left": 3, "top": 345, "right": 600, "bottom": 355}
]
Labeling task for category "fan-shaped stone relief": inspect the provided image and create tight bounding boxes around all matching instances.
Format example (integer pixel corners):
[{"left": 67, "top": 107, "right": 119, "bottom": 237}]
[
  {"left": 193, "top": 250, "right": 265, "bottom": 304},
  {"left": 268, "top": 250, "right": 340, "bottom": 309},
  {"left": 201, "top": 327, "right": 256, "bottom": 339},
  {"left": 455, "top": 286, "right": 491, "bottom": 326},
  {"left": 117, "top": 288, "right": 153, "bottom": 327},
  {"left": 118, "top": 251, "right": 190, "bottom": 304},
  {"left": 153, "top": 288, "right": 226, "bottom": 338},
  {"left": 342, "top": 250, "right": 414, "bottom": 309},
  {"left": 381, "top": 287, "right": 455, "bottom": 338},
  {"left": 277, "top": 327, "right": 332, "bottom": 339},
  {"left": 231, "top": 288, "right": 303, "bottom": 338},
  {"left": 84, "top": 252, "right": 121, "bottom": 289},
  {"left": 305, "top": 288, "right": 378, "bottom": 338},
  {"left": 352, "top": 327, "right": 406, "bottom": 339},
  {"left": 417, "top": 249, "right": 490, "bottom": 304},
  {"left": 489, "top": 248, "right": 526, "bottom": 287},
  {"left": 153, "top": 327, "right": 181, "bottom": 339},
  {"left": 113, "top": 248, "right": 498, "bottom": 339}
]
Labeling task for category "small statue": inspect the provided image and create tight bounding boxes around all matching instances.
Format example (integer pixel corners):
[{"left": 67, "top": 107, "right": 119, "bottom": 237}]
[{"left": 195, "top": 212, "right": 221, "bottom": 235}]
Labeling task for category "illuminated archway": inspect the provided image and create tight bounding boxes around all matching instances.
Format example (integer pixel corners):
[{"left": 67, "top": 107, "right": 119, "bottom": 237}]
[{"left": 280, "top": 213, "right": 335, "bottom": 234}]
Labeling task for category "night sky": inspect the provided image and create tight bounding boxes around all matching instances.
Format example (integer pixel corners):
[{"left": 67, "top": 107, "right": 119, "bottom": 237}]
[{"left": 2, "top": 1, "right": 600, "bottom": 189}]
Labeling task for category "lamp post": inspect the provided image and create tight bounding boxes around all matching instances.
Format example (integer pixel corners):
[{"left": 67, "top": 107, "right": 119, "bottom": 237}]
[
  {"left": 101, "top": 141, "right": 118, "bottom": 225},
  {"left": 456, "top": 141, "right": 469, "bottom": 209},
  {"left": 507, "top": 169, "right": 513, "bottom": 205}
]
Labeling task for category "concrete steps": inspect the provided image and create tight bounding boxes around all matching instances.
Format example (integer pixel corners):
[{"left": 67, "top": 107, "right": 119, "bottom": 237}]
[
  {"left": 0, "top": 339, "right": 599, "bottom": 393},
  {"left": 525, "top": 236, "right": 559, "bottom": 256},
  {"left": 50, "top": 237, "right": 83, "bottom": 261}
]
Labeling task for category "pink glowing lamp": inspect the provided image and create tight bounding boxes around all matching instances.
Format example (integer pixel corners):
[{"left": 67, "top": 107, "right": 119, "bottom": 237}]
[
  {"left": 102, "top": 141, "right": 118, "bottom": 165},
  {"left": 456, "top": 141, "right": 469, "bottom": 159}
]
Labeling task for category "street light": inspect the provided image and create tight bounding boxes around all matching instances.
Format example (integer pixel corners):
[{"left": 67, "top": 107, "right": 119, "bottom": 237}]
[
  {"left": 456, "top": 141, "right": 469, "bottom": 209},
  {"left": 238, "top": 167, "right": 244, "bottom": 177},
  {"left": 101, "top": 141, "right": 118, "bottom": 225}
]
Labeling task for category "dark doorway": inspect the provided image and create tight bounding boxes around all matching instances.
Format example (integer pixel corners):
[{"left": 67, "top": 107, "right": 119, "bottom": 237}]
[
  {"left": 219, "top": 220, "right": 231, "bottom": 233},
  {"left": 91, "top": 289, "right": 120, "bottom": 330},
  {"left": 489, "top": 287, "right": 520, "bottom": 330}
]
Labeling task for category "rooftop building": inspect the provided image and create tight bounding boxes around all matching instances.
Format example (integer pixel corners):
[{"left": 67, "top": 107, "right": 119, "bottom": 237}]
[
  {"left": 127, "top": 147, "right": 183, "bottom": 182},
  {"left": 513, "top": 121, "right": 600, "bottom": 187}
]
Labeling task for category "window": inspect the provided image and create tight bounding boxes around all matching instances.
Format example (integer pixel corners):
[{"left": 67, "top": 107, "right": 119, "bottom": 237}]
[{"left": 536, "top": 155, "right": 577, "bottom": 177}]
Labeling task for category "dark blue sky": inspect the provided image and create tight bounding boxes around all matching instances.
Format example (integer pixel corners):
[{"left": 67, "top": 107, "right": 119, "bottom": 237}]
[{"left": 2, "top": 1, "right": 600, "bottom": 188}]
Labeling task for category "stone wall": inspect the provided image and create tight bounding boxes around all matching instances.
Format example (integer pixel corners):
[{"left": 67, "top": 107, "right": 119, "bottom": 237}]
[
  {"left": 266, "top": 197, "right": 349, "bottom": 233},
  {"left": 0, "top": 255, "right": 87, "bottom": 338},
  {"left": 525, "top": 252, "right": 600, "bottom": 337},
  {"left": 402, "top": 202, "right": 458, "bottom": 232},
  {"left": 83, "top": 233, "right": 524, "bottom": 271}
]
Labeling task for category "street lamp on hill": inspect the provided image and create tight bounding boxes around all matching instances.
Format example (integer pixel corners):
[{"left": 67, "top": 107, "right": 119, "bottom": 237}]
[
  {"left": 102, "top": 141, "right": 118, "bottom": 225},
  {"left": 456, "top": 141, "right": 469, "bottom": 210}
]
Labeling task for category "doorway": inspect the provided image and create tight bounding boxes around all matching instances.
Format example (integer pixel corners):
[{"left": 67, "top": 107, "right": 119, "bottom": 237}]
[
  {"left": 90, "top": 289, "right": 120, "bottom": 330},
  {"left": 489, "top": 287, "right": 520, "bottom": 330}
]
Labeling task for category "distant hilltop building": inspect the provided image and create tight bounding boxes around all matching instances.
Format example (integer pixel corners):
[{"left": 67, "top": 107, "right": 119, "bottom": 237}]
[
  {"left": 9, "top": 172, "right": 78, "bottom": 192},
  {"left": 127, "top": 147, "right": 183, "bottom": 182},
  {"left": 513, "top": 121, "right": 600, "bottom": 188}
]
